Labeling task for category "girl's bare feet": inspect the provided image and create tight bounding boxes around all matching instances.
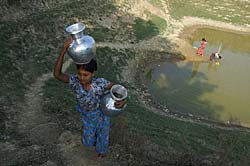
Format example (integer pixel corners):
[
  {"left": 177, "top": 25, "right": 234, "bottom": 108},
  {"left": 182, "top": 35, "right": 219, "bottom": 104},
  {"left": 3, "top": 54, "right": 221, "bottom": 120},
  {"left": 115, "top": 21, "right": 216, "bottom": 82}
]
[{"left": 97, "top": 154, "right": 106, "bottom": 158}]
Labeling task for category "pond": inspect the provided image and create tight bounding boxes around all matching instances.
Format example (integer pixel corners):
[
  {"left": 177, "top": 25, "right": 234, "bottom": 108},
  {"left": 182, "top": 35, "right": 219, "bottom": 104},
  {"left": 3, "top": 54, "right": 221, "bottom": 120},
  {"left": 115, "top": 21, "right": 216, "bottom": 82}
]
[{"left": 146, "top": 28, "right": 250, "bottom": 127}]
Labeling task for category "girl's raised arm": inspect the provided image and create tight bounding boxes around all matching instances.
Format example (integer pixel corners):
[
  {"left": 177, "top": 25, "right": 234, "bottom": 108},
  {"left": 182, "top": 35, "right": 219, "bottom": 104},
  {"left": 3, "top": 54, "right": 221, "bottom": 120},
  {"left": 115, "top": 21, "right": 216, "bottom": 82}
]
[{"left": 53, "top": 38, "right": 72, "bottom": 83}]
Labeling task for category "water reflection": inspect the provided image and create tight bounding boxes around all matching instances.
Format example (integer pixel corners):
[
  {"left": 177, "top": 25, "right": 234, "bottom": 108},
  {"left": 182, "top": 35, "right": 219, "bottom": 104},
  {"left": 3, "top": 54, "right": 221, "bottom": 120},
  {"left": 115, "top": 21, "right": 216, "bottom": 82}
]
[
  {"left": 191, "top": 62, "right": 200, "bottom": 78},
  {"left": 208, "top": 61, "right": 219, "bottom": 72}
]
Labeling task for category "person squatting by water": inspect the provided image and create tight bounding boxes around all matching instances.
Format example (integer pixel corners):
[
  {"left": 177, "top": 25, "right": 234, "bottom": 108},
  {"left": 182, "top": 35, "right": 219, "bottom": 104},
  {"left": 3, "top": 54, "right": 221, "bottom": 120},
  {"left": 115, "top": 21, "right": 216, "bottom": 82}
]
[
  {"left": 197, "top": 38, "right": 207, "bottom": 56},
  {"left": 53, "top": 38, "right": 126, "bottom": 158},
  {"left": 210, "top": 52, "right": 222, "bottom": 65}
]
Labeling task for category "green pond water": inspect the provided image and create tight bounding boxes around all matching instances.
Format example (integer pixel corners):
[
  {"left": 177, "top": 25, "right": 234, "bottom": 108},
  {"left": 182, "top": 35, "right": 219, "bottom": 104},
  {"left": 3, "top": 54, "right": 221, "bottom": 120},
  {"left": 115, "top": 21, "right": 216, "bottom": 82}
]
[{"left": 146, "top": 28, "right": 250, "bottom": 126}]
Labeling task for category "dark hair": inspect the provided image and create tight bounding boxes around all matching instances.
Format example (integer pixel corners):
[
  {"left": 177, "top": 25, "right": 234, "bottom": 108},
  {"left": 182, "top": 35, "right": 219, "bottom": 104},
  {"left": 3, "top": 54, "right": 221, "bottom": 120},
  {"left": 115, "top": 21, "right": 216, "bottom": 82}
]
[
  {"left": 202, "top": 38, "right": 206, "bottom": 42},
  {"left": 219, "top": 56, "right": 222, "bottom": 59},
  {"left": 76, "top": 59, "right": 97, "bottom": 73}
]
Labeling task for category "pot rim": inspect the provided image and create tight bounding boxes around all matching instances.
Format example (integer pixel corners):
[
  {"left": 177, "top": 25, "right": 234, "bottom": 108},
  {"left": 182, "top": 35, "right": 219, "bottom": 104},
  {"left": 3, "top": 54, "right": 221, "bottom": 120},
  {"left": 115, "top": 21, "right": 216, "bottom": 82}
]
[
  {"left": 110, "top": 84, "right": 127, "bottom": 101},
  {"left": 65, "top": 22, "right": 85, "bottom": 35}
]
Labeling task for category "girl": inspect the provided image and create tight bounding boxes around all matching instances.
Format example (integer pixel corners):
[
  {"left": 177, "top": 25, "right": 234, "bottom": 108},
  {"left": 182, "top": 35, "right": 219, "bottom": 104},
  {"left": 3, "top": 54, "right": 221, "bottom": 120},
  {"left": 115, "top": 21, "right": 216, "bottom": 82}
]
[
  {"left": 54, "top": 38, "right": 125, "bottom": 157},
  {"left": 197, "top": 38, "right": 207, "bottom": 56}
]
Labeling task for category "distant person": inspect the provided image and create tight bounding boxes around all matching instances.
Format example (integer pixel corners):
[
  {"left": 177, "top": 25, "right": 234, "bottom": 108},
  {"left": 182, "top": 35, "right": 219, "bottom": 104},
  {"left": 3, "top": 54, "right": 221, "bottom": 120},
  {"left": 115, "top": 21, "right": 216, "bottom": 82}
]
[
  {"left": 210, "top": 52, "right": 222, "bottom": 65},
  {"left": 197, "top": 38, "right": 207, "bottom": 56}
]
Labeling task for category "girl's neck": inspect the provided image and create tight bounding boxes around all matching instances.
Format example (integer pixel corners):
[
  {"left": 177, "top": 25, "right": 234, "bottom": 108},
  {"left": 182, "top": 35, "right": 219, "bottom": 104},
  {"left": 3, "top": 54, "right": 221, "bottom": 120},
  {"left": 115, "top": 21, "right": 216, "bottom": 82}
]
[{"left": 82, "top": 82, "right": 91, "bottom": 91}]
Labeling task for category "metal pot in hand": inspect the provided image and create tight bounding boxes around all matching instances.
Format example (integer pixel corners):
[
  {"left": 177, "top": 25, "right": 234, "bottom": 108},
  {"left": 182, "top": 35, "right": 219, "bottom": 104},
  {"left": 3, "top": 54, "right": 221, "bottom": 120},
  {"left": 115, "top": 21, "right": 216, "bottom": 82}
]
[
  {"left": 65, "top": 22, "right": 96, "bottom": 64},
  {"left": 100, "top": 84, "right": 128, "bottom": 117}
]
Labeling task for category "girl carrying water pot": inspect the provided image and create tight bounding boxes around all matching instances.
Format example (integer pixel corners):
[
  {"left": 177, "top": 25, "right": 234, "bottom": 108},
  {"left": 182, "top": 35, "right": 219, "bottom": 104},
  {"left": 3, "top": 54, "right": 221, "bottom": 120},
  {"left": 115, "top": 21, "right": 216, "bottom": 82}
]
[{"left": 53, "top": 38, "right": 126, "bottom": 157}]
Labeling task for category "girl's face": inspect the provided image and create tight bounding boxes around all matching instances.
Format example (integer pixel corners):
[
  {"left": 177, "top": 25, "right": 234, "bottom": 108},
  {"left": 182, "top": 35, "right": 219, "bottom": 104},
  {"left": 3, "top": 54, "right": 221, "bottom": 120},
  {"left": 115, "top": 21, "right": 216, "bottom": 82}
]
[{"left": 77, "top": 69, "right": 94, "bottom": 85}]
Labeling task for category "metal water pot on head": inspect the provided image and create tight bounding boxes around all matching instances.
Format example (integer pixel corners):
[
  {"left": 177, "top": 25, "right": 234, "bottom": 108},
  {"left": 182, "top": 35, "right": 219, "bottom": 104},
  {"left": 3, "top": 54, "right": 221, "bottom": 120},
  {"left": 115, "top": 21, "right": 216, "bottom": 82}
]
[
  {"left": 100, "top": 84, "right": 128, "bottom": 117},
  {"left": 65, "top": 22, "right": 96, "bottom": 64}
]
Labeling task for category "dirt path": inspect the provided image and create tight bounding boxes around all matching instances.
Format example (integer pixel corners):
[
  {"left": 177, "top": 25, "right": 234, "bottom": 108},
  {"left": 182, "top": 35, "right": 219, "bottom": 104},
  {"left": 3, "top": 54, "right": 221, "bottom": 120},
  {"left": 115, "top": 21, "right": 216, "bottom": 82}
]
[
  {"left": 17, "top": 59, "right": 72, "bottom": 133},
  {"left": 123, "top": 0, "right": 169, "bottom": 20}
]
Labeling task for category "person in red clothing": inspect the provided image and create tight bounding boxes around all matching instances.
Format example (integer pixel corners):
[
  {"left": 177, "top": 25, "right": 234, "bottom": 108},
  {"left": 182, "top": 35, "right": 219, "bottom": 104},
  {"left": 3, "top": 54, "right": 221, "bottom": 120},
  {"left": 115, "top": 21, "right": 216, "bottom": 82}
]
[{"left": 197, "top": 38, "right": 207, "bottom": 56}]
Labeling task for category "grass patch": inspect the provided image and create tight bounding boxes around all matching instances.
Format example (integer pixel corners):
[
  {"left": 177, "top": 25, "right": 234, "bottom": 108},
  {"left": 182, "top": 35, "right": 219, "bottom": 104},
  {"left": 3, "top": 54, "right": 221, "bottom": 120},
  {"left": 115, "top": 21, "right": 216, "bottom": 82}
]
[
  {"left": 91, "top": 25, "right": 115, "bottom": 42},
  {"left": 147, "top": 0, "right": 163, "bottom": 8},
  {"left": 42, "top": 77, "right": 81, "bottom": 132},
  {"left": 95, "top": 47, "right": 135, "bottom": 81},
  {"left": 125, "top": 95, "right": 250, "bottom": 164},
  {"left": 133, "top": 18, "right": 160, "bottom": 40},
  {"left": 149, "top": 13, "right": 168, "bottom": 34},
  {"left": 167, "top": 0, "right": 250, "bottom": 25},
  {"left": 133, "top": 13, "right": 167, "bottom": 41}
]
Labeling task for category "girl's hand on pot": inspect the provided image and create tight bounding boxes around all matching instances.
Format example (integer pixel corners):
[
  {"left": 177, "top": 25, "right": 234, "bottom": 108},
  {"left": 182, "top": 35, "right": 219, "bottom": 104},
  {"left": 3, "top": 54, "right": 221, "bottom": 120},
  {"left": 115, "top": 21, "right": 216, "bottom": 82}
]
[
  {"left": 114, "top": 100, "right": 126, "bottom": 108},
  {"left": 63, "top": 38, "right": 73, "bottom": 49}
]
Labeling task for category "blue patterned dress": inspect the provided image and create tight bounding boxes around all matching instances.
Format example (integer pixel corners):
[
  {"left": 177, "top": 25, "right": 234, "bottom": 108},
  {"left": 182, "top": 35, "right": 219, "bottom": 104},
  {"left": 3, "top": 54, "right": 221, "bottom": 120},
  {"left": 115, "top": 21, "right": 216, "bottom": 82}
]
[{"left": 69, "top": 74, "right": 110, "bottom": 154}]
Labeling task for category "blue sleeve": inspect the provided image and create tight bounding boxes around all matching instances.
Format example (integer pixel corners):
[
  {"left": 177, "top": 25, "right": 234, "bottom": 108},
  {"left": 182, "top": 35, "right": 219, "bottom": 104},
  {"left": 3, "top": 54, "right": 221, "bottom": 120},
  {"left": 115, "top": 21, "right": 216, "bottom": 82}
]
[
  {"left": 98, "top": 78, "right": 110, "bottom": 90},
  {"left": 93, "top": 78, "right": 110, "bottom": 96},
  {"left": 69, "top": 74, "right": 78, "bottom": 91}
]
